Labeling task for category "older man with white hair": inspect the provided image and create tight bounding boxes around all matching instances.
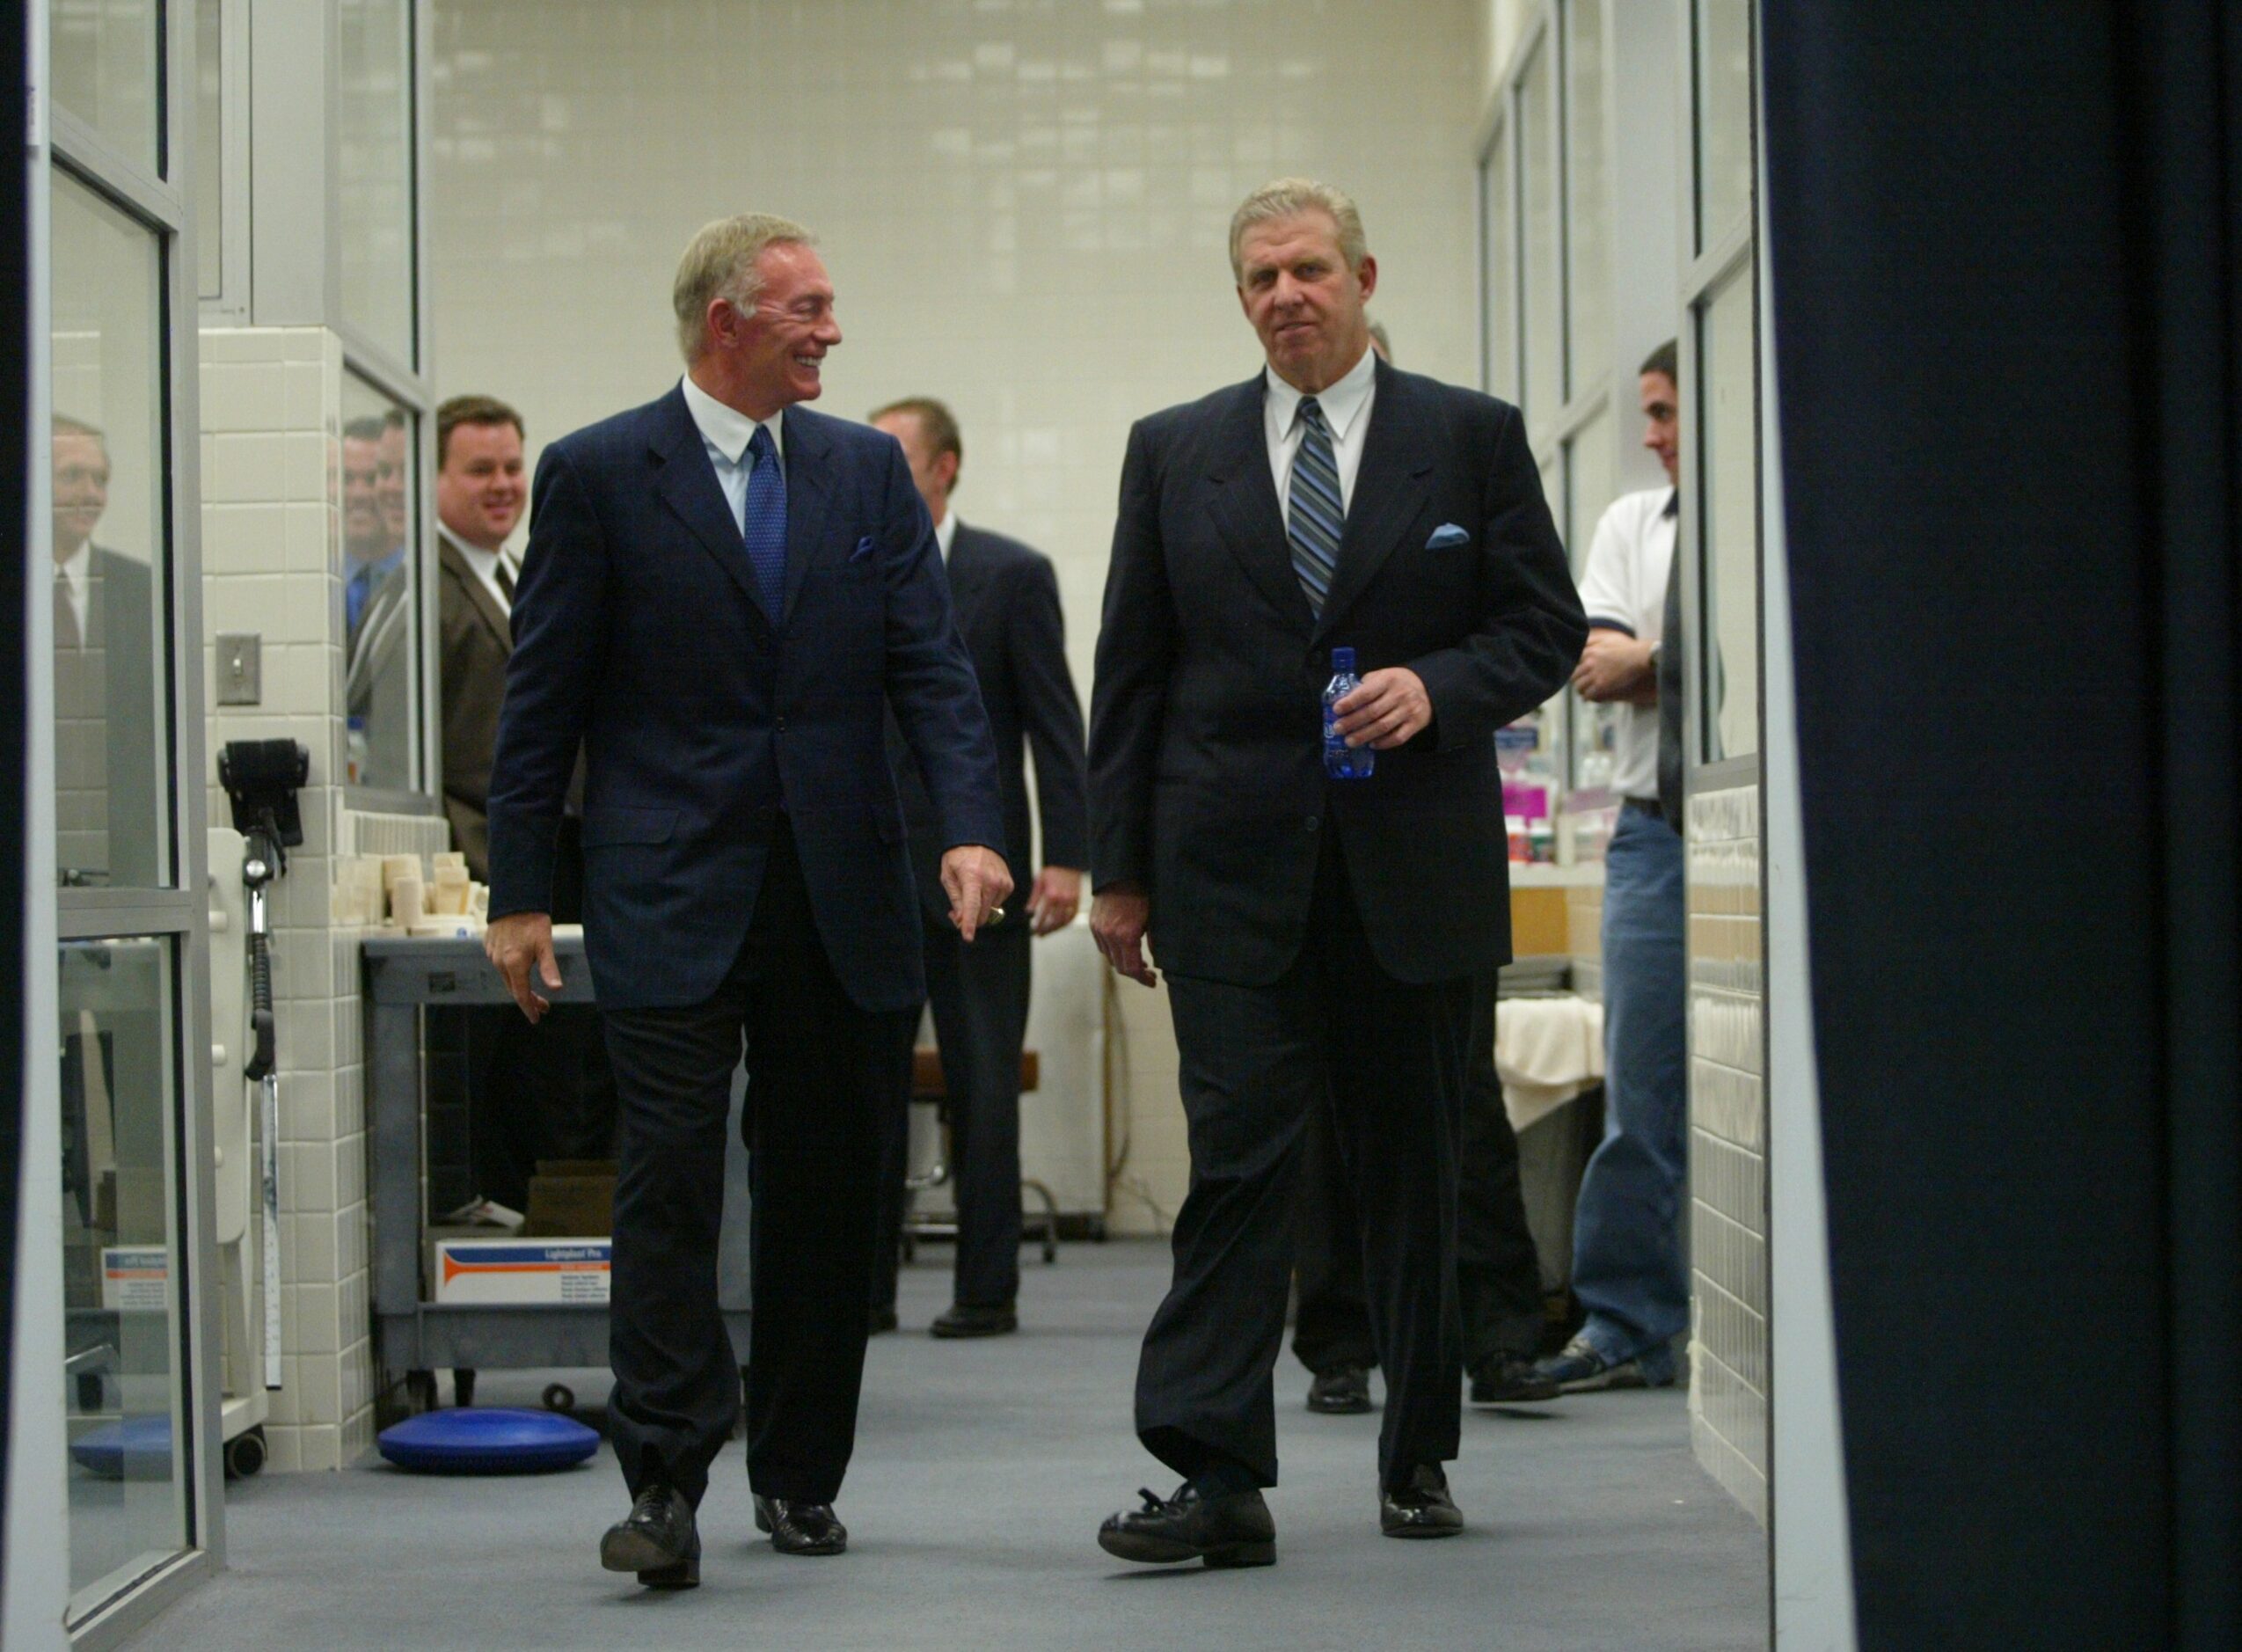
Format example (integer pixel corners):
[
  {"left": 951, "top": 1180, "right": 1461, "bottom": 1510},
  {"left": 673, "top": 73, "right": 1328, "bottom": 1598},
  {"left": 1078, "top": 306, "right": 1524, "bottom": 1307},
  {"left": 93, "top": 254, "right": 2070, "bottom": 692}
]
[
  {"left": 484, "top": 213, "right": 1010, "bottom": 1589},
  {"left": 1089, "top": 179, "right": 1584, "bottom": 1566}
]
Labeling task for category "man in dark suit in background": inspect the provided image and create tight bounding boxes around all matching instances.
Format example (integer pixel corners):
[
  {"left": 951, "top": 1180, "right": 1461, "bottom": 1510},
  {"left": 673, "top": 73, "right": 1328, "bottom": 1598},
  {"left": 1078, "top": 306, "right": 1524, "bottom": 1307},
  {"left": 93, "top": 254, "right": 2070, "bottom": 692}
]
[
  {"left": 1089, "top": 179, "right": 1584, "bottom": 1566},
  {"left": 51, "top": 415, "right": 155, "bottom": 888},
  {"left": 435, "top": 394, "right": 613, "bottom": 1215},
  {"left": 865, "top": 396, "right": 1089, "bottom": 1340},
  {"left": 484, "top": 213, "right": 1011, "bottom": 1589}
]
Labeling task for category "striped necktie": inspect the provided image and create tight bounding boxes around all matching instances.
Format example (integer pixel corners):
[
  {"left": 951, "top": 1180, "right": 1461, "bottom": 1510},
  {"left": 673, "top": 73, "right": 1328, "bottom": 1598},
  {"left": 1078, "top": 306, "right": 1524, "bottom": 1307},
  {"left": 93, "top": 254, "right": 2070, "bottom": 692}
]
[
  {"left": 494, "top": 556, "right": 515, "bottom": 603},
  {"left": 1288, "top": 397, "right": 1343, "bottom": 616},
  {"left": 743, "top": 424, "right": 787, "bottom": 618}
]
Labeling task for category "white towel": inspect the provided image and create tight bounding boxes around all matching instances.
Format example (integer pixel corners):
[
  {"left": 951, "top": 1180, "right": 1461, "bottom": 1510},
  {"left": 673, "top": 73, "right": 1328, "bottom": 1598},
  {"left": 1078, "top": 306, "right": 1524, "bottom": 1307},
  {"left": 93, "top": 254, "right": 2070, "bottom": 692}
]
[{"left": 1493, "top": 996, "right": 1604, "bottom": 1133}]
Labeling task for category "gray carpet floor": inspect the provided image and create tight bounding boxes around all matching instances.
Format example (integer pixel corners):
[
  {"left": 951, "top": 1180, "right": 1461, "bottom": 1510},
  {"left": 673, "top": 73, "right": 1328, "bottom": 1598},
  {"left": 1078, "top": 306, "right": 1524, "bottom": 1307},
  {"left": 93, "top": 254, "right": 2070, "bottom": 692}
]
[{"left": 137, "top": 1240, "right": 1765, "bottom": 1650}]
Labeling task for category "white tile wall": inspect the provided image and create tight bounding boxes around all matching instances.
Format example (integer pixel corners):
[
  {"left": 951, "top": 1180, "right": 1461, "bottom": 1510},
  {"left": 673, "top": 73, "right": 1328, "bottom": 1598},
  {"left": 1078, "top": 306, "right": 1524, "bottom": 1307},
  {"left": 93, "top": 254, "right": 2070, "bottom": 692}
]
[
  {"left": 427, "top": 0, "right": 1484, "bottom": 1232},
  {"left": 1686, "top": 780, "right": 1766, "bottom": 1524},
  {"left": 199, "top": 326, "right": 450, "bottom": 1471}
]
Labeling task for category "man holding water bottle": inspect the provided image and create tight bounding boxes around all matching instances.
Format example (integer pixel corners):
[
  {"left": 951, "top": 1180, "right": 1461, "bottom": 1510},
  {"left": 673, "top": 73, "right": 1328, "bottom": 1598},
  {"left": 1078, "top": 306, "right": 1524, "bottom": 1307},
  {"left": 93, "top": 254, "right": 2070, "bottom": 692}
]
[{"left": 1087, "top": 179, "right": 1584, "bottom": 1567}]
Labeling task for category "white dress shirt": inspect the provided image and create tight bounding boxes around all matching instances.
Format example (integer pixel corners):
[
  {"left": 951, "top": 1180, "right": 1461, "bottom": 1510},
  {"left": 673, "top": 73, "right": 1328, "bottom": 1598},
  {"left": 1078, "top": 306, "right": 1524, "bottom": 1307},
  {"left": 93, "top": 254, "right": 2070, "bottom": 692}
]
[
  {"left": 1573, "top": 486, "right": 1678, "bottom": 800},
  {"left": 1264, "top": 343, "right": 1378, "bottom": 532},
  {"left": 441, "top": 525, "right": 517, "bottom": 615},
  {"left": 680, "top": 372, "right": 785, "bottom": 538},
  {"left": 55, "top": 545, "right": 91, "bottom": 641},
  {"left": 934, "top": 510, "right": 959, "bottom": 565}
]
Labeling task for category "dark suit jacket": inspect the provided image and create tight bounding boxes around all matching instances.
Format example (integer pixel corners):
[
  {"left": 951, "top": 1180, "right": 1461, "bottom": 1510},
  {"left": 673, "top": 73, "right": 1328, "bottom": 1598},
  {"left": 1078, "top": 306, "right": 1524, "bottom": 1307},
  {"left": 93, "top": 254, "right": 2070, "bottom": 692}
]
[
  {"left": 56, "top": 547, "right": 157, "bottom": 888},
  {"left": 1089, "top": 359, "right": 1586, "bottom": 986},
  {"left": 893, "top": 522, "right": 1088, "bottom": 920},
  {"left": 486, "top": 384, "right": 1006, "bottom": 1012},
  {"left": 437, "top": 537, "right": 511, "bottom": 882}
]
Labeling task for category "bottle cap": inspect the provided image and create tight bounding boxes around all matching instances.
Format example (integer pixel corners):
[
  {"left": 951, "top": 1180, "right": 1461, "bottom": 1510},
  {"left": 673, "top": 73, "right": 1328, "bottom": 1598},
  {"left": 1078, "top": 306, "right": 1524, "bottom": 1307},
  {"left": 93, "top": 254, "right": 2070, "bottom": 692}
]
[{"left": 1332, "top": 646, "right": 1355, "bottom": 672}]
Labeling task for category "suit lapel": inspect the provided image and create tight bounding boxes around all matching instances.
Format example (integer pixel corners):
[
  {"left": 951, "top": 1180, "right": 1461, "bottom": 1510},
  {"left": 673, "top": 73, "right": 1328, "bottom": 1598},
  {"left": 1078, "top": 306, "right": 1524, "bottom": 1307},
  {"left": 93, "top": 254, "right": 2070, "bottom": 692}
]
[
  {"left": 1206, "top": 377, "right": 1315, "bottom": 633},
  {"left": 649, "top": 386, "right": 776, "bottom": 627},
  {"left": 944, "top": 523, "right": 990, "bottom": 625},
  {"left": 1315, "top": 360, "right": 1435, "bottom": 641},
  {"left": 439, "top": 536, "right": 511, "bottom": 653},
  {"left": 779, "top": 407, "right": 836, "bottom": 626}
]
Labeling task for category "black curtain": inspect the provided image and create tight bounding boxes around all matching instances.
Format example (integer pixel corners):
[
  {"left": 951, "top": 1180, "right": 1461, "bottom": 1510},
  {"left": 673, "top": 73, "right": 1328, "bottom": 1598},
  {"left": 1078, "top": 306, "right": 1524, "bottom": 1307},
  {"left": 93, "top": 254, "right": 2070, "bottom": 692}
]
[
  {"left": 0, "top": 0, "right": 31, "bottom": 1603},
  {"left": 1764, "top": 3, "right": 2239, "bottom": 1647}
]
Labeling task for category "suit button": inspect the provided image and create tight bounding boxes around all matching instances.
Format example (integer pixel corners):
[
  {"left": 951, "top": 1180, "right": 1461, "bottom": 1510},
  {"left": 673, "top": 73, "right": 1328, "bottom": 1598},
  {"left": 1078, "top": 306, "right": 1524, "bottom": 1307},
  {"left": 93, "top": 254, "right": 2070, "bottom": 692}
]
[
  {"left": 774, "top": 715, "right": 787, "bottom": 734},
  {"left": 1304, "top": 815, "right": 1320, "bottom": 832}
]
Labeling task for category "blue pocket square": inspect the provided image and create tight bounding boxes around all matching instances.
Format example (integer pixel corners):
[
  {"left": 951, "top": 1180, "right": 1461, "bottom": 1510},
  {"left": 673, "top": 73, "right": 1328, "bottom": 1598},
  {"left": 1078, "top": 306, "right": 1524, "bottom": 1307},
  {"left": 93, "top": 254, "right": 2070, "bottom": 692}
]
[
  {"left": 1426, "top": 523, "right": 1472, "bottom": 550},
  {"left": 851, "top": 535, "right": 878, "bottom": 562}
]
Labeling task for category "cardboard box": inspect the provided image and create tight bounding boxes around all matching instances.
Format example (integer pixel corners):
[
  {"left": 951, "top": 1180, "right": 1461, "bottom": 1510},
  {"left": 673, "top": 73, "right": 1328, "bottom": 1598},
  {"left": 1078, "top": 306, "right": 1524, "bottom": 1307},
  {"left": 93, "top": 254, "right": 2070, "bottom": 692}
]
[
  {"left": 523, "top": 1159, "right": 617, "bottom": 1238},
  {"left": 100, "top": 1246, "right": 169, "bottom": 1312},
  {"left": 434, "top": 1238, "right": 611, "bottom": 1305}
]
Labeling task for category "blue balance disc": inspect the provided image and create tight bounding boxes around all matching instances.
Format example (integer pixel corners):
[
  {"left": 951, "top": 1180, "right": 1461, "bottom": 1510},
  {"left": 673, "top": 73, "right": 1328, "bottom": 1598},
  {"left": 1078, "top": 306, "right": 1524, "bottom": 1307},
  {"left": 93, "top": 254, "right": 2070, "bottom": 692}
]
[
  {"left": 377, "top": 1407, "right": 599, "bottom": 1474},
  {"left": 71, "top": 1415, "right": 174, "bottom": 1481}
]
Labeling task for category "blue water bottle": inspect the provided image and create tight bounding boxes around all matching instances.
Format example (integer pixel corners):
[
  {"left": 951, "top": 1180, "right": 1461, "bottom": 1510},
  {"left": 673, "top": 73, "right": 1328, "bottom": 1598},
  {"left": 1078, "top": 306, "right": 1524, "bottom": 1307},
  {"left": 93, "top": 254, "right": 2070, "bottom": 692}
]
[{"left": 1324, "top": 647, "right": 1375, "bottom": 780}]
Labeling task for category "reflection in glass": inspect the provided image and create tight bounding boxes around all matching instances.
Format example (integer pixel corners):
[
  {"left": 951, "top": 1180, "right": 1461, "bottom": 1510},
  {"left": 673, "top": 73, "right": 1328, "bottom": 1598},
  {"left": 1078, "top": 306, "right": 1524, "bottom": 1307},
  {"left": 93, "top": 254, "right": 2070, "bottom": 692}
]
[
  {"left": 342, "top": 373, "right": 419, "bottom": 789},
  {"left": 1695, "top": 0, "right": 1754, "bottom": 251},
  {"left": 53, "top": 171, "right": 166, "bottom": 890},
  {"left": 1565, "top": 0, "right": 1610, "bottom": 398},
  {"left": 1519, "top": 37, "right": 1560, "bottom": 429},
  {"left": 1482, "top": 125, "right": 1515, "bottom": 403},
  {"left": 197, "top": 0, "right": 223, "bottom": 298},
  {"left": 60, "top": 937, "right": 185, "bottom": 1619},
  {"left": 1699, "top": 262, "right": 1758, "bottom": 761},
  {"left": 338, "top": 0, "right": 417, "bottom": 364},
  {"left": 49, "top": 0, "right": 160, "bottom": 172}
]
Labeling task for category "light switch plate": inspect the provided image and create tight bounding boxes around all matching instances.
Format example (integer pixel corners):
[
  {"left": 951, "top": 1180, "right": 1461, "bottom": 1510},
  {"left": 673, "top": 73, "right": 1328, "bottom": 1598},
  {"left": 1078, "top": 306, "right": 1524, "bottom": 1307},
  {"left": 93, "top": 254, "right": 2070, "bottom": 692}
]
[{"left": 216, "top": 632, "right": 261, "bottom": 705}]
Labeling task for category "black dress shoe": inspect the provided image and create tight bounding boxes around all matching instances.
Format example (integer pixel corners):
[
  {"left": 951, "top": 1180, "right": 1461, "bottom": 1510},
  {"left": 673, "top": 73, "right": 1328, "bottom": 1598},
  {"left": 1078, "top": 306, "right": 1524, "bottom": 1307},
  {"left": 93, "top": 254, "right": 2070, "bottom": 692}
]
[
  {"left": 1380, "top": 1464, "right": 1464, "bottom": 1539},
  {"left": 929, "top": 1301, "right": 1018, "bottom": 1338},
  {"left": 755, "top": 1494, "right": 847, "bottom": 1556},
  {"left": 1305, "top": 1364, "right": 1372, "bottom": 1414},
  {"left": 868, "top": 1305, "right": 899, "bottom": 1335},
  {"left": 600, "top": 1484, "right": 700, "bottom": 1586},
  {"left": 1099, "top": 1482, "right": 1276, "bottom": 1568},
  {"left": 1469, "top": 1352, "right": 1561, "bottom": 1405}
]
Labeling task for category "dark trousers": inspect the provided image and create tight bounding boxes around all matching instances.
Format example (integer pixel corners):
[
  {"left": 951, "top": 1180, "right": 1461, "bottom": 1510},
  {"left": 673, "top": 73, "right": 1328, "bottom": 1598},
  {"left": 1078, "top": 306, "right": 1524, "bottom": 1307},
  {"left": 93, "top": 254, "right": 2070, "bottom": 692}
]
[
  {"left": 1136, "top": 836, "right": 1472, "bottom": 1493},
  {"left": 600, "top": 821, "right": 911, "bottom": 1508},
  {"left": 468, "top": 816, "right": 616, "bottom": 1210},
  {"left": 1292, "top": 990, "right": 1545, "bottom": 1377}
]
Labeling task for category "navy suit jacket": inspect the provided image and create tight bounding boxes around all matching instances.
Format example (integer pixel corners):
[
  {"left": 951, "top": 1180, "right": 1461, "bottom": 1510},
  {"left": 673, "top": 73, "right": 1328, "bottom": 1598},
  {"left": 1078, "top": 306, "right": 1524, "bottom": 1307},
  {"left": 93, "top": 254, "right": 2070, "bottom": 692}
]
[
  {"left": 892, "top": 523, "right": 1088, "bottom": 920},
  {"left": 1089, "top": 360, "right": 1586, "bottom": 986},
  {"left": 486, "top": 385, "right": 1006, "bottom": 1012}
]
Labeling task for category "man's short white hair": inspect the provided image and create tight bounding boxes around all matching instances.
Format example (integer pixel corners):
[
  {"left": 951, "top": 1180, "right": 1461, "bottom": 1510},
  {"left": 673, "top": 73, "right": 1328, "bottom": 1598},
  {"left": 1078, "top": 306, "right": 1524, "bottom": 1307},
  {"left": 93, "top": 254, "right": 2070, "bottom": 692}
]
[
  {"left": 672, "top": 213, "right": 817, "bottom": 363},
  {"left": 1228, "top": 178, "right": 1369, "bottom": 282}
]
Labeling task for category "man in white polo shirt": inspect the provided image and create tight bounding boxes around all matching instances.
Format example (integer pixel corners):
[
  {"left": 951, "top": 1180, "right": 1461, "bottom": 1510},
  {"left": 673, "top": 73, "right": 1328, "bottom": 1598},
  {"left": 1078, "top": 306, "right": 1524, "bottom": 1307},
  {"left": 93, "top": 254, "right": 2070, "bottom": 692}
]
[{"left": 1538, "top": 340, "right": 1687, "bottom": 1393}]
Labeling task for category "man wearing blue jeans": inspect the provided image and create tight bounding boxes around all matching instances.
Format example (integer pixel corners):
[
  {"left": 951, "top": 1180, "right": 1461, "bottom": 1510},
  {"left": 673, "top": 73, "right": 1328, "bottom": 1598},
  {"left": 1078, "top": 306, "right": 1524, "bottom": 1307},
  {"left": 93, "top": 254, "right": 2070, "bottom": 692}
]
[{"left": 1537, "top": 342, "right": 1688, "bottom": 1393}]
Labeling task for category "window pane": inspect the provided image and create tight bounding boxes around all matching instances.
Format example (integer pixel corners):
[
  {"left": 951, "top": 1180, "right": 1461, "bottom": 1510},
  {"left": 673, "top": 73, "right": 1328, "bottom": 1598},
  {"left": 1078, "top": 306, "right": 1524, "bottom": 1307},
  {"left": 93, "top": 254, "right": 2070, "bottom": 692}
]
[
  {"left": 1565, "top": 0, "right": 1610, "bottom": 398},
  {"left": 53, "top": 171, "right": 169, "bottom": 890},
  {"left": 196, "top": 0, "right": 222, "bottom": 298},
  {"left": 1519, "top": 37, "right": 1560, "bottom": 431},
  {"left": 1695, "top": 0, "right": 1753, "bottom": 251},
  {"left": 60, "top": 937, "right": 186, "bottom": 1619},
  {"left": 337, "top": 0, "right": 417, "bottom": 364},
  {"left": 342, "top": 372, "right": 420, "bottom": 788},
  {"left": 49, "top": 0, "right": 161, "bottom": 172},
  {"left": 1482, "top": 124, "right": 1515, "bottom": 404},
  {"left": 1698, "top": 260, "right": 1758, "bottom": 761},
  {"left": 1565, "top": 403, "right": 1619, "bottom": 800}
]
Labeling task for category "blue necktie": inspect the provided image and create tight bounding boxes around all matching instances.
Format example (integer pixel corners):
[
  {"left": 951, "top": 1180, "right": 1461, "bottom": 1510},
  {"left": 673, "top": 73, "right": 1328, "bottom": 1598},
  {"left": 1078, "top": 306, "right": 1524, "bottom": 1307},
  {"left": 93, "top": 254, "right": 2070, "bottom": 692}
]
[
  {"left": 1287, "top": 397, "right": 1343, "bottom": 617},
  {"left": 743, "top": 424, "right": 787, "bottom": 618}
]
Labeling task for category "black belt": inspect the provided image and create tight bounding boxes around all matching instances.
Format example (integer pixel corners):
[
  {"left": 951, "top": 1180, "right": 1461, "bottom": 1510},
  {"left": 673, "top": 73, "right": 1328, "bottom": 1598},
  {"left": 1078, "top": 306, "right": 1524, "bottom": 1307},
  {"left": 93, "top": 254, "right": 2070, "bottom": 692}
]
[{"left": 1622, "top": 797, "right": 1664, "bottom": 822}]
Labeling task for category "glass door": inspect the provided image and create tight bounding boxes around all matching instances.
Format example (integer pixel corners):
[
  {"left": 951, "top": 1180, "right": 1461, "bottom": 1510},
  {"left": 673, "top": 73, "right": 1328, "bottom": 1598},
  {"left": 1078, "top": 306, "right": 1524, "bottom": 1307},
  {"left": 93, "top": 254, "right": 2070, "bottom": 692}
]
[{"left": 37, "top": 0, "right": 221, "bottom": 1634}]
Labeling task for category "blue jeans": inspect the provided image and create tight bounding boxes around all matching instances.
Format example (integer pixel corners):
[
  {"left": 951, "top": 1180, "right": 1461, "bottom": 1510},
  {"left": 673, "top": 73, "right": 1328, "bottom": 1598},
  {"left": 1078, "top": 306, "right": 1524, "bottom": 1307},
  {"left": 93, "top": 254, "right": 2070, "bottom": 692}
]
[{"left": 1571, "top": 805, "right": 1688, "bottom": 1364}]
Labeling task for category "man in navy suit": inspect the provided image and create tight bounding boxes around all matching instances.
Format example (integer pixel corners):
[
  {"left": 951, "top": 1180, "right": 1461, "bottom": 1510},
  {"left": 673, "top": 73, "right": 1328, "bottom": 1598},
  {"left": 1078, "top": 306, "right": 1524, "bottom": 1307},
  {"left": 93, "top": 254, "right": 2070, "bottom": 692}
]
[
  {"left": 1089, "top": 179, "right": 1583, "bottom": 1567},
  {"left": 485, "top": 213, "right": 1011, "bottom": 1589},
  {"left": 866, "top": 397, "right": 1088, "bottom": 1340}
]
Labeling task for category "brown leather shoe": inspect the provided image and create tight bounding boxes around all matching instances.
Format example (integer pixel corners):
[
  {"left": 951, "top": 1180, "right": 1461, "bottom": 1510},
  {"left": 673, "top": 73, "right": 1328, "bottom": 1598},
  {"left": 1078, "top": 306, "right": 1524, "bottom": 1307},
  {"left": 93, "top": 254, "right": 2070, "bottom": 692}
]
[{"left": 755, "top": 1494, "right": 847, "bottom": 1556}]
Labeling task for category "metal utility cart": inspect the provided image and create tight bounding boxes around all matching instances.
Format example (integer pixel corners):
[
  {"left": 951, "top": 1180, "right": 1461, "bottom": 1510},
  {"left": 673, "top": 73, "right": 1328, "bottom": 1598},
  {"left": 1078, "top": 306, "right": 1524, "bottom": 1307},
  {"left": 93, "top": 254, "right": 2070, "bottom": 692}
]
[{"left": 363, "top": 930, "right": 750, "bottom": 1416}]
